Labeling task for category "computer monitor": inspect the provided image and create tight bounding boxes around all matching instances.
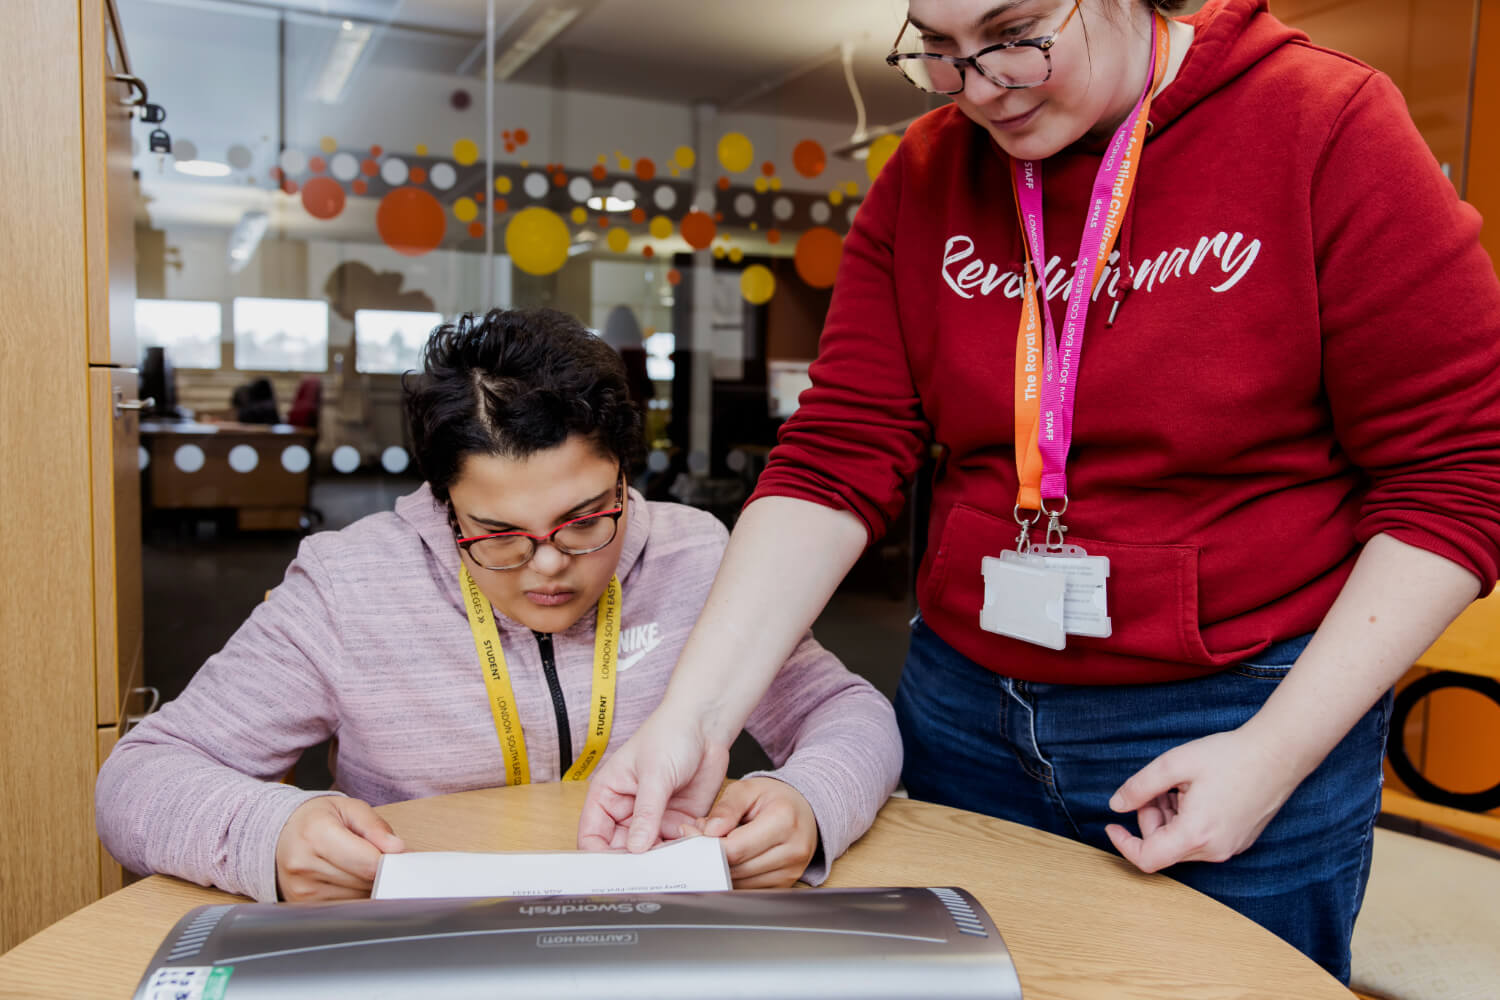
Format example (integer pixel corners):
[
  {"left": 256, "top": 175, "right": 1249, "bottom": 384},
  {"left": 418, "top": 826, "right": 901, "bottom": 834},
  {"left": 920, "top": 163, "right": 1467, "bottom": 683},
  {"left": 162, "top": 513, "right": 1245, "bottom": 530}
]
[
  {"left": 139, "top": 346, "right": 178, "bottom": 419},
  {"left": 767, "top": 360, "right": 813, "bottom": 419}
]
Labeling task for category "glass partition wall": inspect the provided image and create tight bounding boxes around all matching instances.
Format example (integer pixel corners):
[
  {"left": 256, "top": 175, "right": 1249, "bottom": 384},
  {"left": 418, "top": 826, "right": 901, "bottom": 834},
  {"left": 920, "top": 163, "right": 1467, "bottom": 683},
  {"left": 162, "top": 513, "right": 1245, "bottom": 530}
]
[{"left": 121, "top": 0, "right": 928, "bottom": 721}]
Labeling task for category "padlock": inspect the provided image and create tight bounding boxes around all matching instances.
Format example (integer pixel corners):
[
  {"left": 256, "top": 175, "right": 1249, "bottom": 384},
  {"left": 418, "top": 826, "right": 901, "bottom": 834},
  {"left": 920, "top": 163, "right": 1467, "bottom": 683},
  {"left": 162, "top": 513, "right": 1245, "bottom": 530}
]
[
  {"left": 148, "top": 128, "right": 171, "bottom": 154},
  {"left": 140, "top": 103, "right": 167, "bottom": 124}
]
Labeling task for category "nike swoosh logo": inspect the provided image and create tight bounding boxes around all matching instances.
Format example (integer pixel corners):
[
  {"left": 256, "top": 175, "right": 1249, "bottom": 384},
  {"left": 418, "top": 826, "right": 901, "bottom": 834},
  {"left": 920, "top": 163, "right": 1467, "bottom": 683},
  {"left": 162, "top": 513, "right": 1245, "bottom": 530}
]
[{"left": 617, "top": 644, "right": 659, "bottom": 673}]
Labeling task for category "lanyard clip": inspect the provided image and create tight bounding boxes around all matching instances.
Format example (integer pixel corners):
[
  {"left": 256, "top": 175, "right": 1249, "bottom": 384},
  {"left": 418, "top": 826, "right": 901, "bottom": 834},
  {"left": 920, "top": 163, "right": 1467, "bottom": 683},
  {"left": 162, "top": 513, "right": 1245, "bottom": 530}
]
[
  {"left": 1013, "top": 505, "right": 1042, "bottom": 554},
  {"left": 1041, "top": 496, "right": 1069, "bottom": 550}
]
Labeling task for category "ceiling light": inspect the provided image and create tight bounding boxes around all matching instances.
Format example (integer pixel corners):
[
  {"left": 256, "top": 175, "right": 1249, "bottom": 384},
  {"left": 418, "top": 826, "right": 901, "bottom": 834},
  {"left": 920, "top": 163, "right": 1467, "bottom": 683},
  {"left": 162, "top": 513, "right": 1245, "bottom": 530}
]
[
  {"left": 311, "top": 20, "right": 374, "bottom": 104},
  {"left": 227, "top": 211, "right": 269, "bottom": 274},
  {"left": 174, "top": 159, "right": 232, "bottom": 177},
  {"left": 491, "top": 5, "right": 582, "bottom": 80}
]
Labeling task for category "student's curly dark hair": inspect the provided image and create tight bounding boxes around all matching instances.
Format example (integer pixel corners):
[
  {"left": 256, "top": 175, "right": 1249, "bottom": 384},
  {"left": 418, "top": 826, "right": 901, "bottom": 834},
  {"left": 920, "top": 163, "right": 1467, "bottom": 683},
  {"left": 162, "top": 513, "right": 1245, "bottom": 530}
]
[{"left": 403, "top": 308, "right": 645, "bottom": 504}]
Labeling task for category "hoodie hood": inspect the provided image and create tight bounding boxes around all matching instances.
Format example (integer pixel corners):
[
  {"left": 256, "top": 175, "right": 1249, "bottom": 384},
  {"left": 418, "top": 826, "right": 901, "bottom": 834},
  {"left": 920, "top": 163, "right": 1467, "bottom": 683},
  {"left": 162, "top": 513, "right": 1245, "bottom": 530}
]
[
  {"left": 393, "top": 481, "right": 652, "bottom": 635},
  {"left": 1148, "top": 0, "right": 1306, "bottom": 138}
]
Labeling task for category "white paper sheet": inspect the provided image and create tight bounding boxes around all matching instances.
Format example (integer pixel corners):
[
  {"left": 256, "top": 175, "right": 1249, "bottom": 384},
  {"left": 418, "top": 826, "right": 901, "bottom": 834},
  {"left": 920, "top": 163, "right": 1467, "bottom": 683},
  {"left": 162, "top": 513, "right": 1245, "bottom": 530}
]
[{"left": 371, "top": 836, "right": 731, "bottom": 900}]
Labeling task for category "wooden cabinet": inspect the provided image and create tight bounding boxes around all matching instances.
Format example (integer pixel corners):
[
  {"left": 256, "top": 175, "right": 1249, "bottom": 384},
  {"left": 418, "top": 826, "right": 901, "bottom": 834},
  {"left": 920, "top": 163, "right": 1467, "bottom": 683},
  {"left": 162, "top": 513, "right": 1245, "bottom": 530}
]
[{"left": 1, "top": 0, "right": 145, "bottom": 952}]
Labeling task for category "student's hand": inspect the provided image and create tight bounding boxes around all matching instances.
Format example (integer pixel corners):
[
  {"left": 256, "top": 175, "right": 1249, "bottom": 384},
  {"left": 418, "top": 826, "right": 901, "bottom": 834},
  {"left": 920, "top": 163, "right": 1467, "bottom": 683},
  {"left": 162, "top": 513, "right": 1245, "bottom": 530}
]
[
  {"left": 688, "top": 777, "right": 818, "bottom": 889},
  {"left": 1105, "top": 727, "right": 1302, "bottom": 874},
  {"left": 578, "top": 711, "right": 730, "bottom": 854},
  {"left": 275, "top": 796, "right": 406, "bottom": 901}
]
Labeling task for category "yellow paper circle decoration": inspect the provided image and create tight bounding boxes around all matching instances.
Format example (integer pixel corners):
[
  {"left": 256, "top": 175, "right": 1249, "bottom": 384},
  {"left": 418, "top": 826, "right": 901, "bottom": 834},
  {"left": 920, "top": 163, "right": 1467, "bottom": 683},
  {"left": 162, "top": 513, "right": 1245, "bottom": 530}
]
[
  {"left": 606, "top": 227, "right": 631, "bottom": 253},
  {"left": 740, "top": 264, "right": 775, "bottom": 305},
  {"left": 453, "top": 197, "right": 479, "bottom": 223},
  {"left": 453, "top": 138, "right": 480, "bottom": 166},
  {"left": 649, "top": 215, "right": 673, "bottom": 240},
  {"left": 728, "top": 246, "right": 744, "bottom": 263},
  {"left": 673, "top": 146, "right": 696, "bottom": 170},
  {"left": 319, "top": 136, "right": 337, "bottom": 154},
  {"left": 717, "top": 132, "right": 753, "bottom": 173},
  {"left": 571, "top": 207, "right": 588, "bottom": 224},
  {"left": 495, "top": 175, "right": 512, "bottom": 194},
  {"left": 866, "top": 134, "right": 901, "bottom": 181},
  {"left": 505, "top": 207, "right": 571, "bottom": 276}
]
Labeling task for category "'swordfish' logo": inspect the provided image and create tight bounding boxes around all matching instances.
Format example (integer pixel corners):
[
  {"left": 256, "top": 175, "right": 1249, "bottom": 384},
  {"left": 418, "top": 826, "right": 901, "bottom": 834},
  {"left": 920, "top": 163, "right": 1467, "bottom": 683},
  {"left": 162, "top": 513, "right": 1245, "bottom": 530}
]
[{"left": 518, "top": 901, "right": 662, "bottom": 917}]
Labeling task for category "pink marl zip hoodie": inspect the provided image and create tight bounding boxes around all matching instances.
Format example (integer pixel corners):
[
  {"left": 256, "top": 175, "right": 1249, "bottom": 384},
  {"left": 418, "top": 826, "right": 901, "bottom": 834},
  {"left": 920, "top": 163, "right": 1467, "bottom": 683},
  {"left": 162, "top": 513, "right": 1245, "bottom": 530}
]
[{"left": 96, "top": 485, "right": 902, "bottom": 902}]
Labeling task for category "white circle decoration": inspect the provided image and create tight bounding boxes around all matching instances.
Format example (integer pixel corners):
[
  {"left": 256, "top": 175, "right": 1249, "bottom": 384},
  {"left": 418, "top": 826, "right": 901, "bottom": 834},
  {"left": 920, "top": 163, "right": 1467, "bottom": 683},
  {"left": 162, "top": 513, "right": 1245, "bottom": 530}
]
[
  {"left": 173, "top": 139, "right": 199, "bottom": 163},
  {"left": 381, "top": 446, "right": 410, "bottom": 474},
  {"left": 227, "top": 144, "right": 253, "bottom": 170},
  {"left": 652, "top": 185, "right": 677, "bottom": 211},
  {"left": 138, "top": 446, "right": 150, "bottom": 471},
  {"left": 686, "top": 450, "right": 709, "bottom": 475},
  {"left": 228, "top": 444, "right": 259, "bottom": 473},
  {"left": 610, "top": 180, "right": 637, "bottom": 204},
  {"left": 726, "top": 449, "right": 747, "bottom": 472},
  {"left": 429, "top": 162, "right": 457, "bottom": 190},
  {"left": 380, "top": 157, "right": 409, "bottom": 186},
  {"left": 695, "top": 189, "right": 715, "bottom": 213},
  {"left": 847, "top": 203, "right": 860, "bottom": 226},
  {"left": 733, "top": 193, "right": 755, "bottom": 218},
  {"left": 281, "top": 444, "right": 311, "bottom": 474},
  {"left": 329, "top": 152, "right": 360, "bottom": 181},
  {"left": 523, "top": 172, "right": 549, "bottom": 198},
  {"left": 647, "top": 450, "right": 669, "bottom": 473},
  {"left": 279, "top": 148, "right": 308, "bottom": 176},
  {"left": 332, "top": 445, "right": 361, "bottom": 474},
  {"left": 772, "top": 196, "right": 794, "bottom": 221},
  {"left": 173, "top": 444, "right": 205, "bottom": 473},
  {"left": 809, "top": 201, "right": 832, "bottom": 224},
  {"left": 567, "top": 176, "right": 593, "bottom": 203}
]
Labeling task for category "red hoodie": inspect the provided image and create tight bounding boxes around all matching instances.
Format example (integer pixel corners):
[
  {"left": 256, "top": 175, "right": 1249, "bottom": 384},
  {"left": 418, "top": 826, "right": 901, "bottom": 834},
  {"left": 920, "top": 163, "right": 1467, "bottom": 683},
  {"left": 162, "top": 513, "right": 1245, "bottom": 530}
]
[{"left": 751, "top": 0, "right": 1500, "bottom": 684}]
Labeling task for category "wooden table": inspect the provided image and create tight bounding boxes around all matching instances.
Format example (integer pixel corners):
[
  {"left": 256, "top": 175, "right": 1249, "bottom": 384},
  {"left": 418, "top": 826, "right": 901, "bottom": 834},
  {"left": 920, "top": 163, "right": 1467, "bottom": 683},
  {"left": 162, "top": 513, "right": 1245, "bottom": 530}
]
[
  {"left": 0, "top": 784, "right": 1351, "bottom": 999},
  {"left": 140, "top": 420, "right": 316, "bottom": 531}
]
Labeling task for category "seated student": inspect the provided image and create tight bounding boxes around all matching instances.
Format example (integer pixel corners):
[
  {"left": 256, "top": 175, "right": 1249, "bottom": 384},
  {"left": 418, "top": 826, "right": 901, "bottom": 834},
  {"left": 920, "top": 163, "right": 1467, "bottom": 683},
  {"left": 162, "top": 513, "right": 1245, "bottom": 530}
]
[{"left": 96, "top": 308, "right": 901, "bottom": 904}]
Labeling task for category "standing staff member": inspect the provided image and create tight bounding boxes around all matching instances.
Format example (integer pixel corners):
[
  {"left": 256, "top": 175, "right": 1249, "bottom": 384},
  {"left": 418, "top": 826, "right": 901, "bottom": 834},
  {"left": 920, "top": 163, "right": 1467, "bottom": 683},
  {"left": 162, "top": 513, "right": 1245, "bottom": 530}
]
[{"left": 580, "top": 0, "right": 1500, "bottom": 982}]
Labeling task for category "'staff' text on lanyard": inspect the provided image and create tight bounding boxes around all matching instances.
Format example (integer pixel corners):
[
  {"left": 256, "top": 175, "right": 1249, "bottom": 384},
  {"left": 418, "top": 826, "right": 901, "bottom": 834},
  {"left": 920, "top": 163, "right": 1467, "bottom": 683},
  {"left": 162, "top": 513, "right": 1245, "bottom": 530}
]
[
  {"left": 980, "top": 13, "right": 1168, "bottom": 651},
  {"left": 460, "top": 565, "right": 621, "bottom": 785}
]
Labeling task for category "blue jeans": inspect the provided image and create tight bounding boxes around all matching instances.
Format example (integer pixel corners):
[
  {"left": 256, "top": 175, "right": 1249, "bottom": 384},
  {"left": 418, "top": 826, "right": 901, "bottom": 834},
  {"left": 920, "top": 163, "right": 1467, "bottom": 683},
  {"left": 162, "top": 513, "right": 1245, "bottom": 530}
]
[{"left": 894, "top": 618, "right": 1392, "bottom": 984}]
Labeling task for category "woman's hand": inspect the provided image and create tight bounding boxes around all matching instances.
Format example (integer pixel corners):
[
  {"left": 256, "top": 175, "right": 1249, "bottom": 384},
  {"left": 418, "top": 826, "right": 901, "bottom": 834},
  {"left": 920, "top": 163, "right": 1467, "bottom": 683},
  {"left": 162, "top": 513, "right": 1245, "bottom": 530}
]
[
  {"left": 688, "top": 777, "right": 819, "bottom": 889},
  {"left": 275, "top": 796, "right": 406, "bottom": 901},
  {"left": 1104, "top": 727, "right": 1298, "bottom": 873},
  {"left": 578, "top": 712, "right": 730, "bottom": 854}
]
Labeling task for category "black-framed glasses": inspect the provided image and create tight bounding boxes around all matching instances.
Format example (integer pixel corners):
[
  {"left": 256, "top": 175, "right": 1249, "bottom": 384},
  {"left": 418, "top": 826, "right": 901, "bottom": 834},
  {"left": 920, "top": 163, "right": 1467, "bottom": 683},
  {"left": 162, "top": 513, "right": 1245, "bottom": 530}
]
[
  {"left": 886, "top": 1, "right": 1080, "bottom": 94},
  {"left": 454, "top": 479, "right": 625, "bottom": 571}
]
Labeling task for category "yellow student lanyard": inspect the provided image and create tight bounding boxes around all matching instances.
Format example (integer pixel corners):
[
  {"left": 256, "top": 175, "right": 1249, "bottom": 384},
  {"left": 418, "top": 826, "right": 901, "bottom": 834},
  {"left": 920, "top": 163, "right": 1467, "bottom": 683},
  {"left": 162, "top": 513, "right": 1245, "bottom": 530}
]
[{"left": 460, "top": 565, "right": 621, "bottom": 784}]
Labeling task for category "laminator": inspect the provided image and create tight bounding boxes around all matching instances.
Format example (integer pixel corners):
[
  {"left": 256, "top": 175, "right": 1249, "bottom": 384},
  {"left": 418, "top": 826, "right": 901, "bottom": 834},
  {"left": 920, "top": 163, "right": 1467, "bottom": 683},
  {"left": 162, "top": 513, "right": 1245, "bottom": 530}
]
[{"left": 132, "top": 886, "right": 1022, "bottom": 999}]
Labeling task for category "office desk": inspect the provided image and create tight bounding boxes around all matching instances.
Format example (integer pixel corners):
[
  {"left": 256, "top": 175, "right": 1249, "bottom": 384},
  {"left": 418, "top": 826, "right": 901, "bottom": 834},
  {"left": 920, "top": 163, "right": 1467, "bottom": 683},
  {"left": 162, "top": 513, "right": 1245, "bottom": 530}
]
[
  {"left": 140, "top": 420, "right": 315, "bottom": 531},
  {"left": 0, "top": 784, "right": 1350, "bottom": 999}
]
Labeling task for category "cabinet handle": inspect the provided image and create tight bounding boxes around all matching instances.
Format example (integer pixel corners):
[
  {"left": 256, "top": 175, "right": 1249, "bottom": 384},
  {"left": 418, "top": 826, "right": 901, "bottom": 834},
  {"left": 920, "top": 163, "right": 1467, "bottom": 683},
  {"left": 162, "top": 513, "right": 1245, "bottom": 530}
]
[
  {"left": 114, "top": 387, "right": 154, "bottom": 417},
  {"left": 124, "top": 686, "right": 161, "bottom": 734},
  {"left": 113, "top": 73, "right": 148, "bottom": 107}
]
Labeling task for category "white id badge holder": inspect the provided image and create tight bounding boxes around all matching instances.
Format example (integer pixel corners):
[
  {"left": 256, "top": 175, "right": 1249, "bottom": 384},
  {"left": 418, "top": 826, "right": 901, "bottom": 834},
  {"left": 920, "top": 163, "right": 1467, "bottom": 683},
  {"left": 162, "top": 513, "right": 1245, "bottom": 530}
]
[
  {"left": 980, "top": 552, "right": 1067, "bottom": 650},
  {"left": 1038, "top": 543, "right": 1112, "bottom": 638}
]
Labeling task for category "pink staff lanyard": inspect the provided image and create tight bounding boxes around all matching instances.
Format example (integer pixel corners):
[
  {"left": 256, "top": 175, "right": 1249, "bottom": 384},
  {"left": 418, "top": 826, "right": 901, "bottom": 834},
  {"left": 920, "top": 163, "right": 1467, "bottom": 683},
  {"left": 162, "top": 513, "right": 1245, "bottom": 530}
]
[{"left": 1009, "top": 12, "right": 1169, "bottom": 538}]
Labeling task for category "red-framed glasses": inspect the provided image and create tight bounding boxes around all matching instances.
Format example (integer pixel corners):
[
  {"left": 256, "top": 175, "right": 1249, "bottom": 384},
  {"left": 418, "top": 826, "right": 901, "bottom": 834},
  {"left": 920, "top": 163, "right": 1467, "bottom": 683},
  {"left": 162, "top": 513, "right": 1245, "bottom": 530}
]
[{"left": 454, "top": 479, "right": 625, "bottom": 571}]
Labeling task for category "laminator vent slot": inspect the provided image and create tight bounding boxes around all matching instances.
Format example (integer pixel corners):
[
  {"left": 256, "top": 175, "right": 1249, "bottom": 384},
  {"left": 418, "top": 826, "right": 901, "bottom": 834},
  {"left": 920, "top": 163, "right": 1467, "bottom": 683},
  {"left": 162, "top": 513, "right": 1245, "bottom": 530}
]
[
  {"left": 167, "top": 905, "right": 234, "bottom": 961},
  {"left": 928, "top": 887, "right": 988, "bottom": 937}
]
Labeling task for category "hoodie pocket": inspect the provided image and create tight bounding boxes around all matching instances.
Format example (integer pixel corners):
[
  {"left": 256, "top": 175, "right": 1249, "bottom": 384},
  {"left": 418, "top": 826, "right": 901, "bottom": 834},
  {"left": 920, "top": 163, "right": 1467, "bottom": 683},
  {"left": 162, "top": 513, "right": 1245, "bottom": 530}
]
[{"left": 926, "top": 502, "right": 1220, "bottom": 666}]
